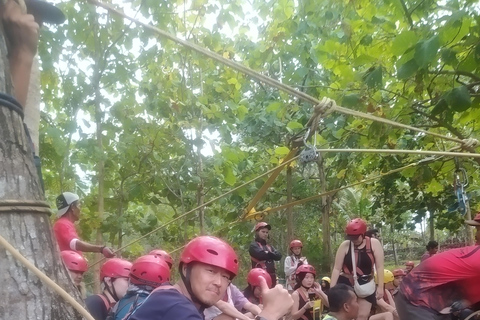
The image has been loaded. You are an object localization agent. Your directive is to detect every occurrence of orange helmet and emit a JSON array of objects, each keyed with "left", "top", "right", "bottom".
[
  {"left": 393, "top": 269, "right": 406, "bottom": 277},
  {"left": 289, "top": 240, "right": 303, "bottom": 249}
]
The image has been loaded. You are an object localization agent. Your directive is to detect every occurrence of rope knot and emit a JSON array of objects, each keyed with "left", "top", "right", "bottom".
[
  {"left": 314, "top": 97, "right": 336, "bottom": 117},
  {"left": 461, "top": 138, "right": 479, "bottom": 149}
]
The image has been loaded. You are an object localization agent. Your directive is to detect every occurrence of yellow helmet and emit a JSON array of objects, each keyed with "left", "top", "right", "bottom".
[
  {"left": 321, "top": 276, "right": 331, "bottom": 283},
  {"left": 374, "top": 270, "right": 394, "bottom": 284}
]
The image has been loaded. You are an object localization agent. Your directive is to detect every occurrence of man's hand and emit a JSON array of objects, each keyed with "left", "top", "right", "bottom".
[
  {"left": 1, "top": 0, "right": 39, "bottom": 57},
  {"left": 376, "top": 286, "right": 384, "bottom": 300},
  {"left": 257, "top": 276, "right": 293, "bottom": 320},
  {"left": 101, "top": 246, "right": 115, "bottom": 258}
]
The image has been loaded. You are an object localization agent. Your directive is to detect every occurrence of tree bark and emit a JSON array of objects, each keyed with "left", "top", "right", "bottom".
[
  {"left": 317, "top": 158, "right": 332, "bottom": 271},
  {"left": 286, "top": 166, "right": 293, "bottom": 242},
  {"left": 0, "top": 25, "right": 84, "bottom": 320}
]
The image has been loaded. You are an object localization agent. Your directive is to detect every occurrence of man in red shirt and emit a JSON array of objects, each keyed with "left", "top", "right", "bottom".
[
  {"left": 395, "top": 245, "right": 480, "bottom": 320},
  {"left": 53, "top": 192, "right": 114, "bottom": 257}
]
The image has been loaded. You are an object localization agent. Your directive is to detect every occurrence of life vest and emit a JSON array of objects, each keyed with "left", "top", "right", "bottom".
[
  {"left": 251, "top": 241, "right": 273, "bottom": 269},
  {"left": 343, "top": 237, "right": 375, "bottom": 276}
]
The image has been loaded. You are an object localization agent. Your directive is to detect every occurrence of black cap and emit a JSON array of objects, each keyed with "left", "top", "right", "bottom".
[{"left": 25, "top": 0, "right": 66, "bottom": 25}]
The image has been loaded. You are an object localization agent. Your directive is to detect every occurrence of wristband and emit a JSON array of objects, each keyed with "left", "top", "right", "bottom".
[{"left": 100, "top": 246, "right": 106, "bottom": 253}]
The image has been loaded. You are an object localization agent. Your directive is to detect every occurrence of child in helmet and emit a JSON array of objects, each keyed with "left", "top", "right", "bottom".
[
  {"left": 284, "top": 239, "right": 308, "bottom": 292},
  {"left": 321, "top": 277, "right": 331, "bottom": 295},
  {"left": 107, "top": 255, "right": 171, "bottom": 320},
  {"left": 61, "top": 250, "right": 88, "bottom": 298},
  {"left": 243, "top": 268, "right": 273, "bottom": 306},
  {"left": 404, "top": 261, "right": 415, "bottom": 274},
  {"left": 290, "top": 265, "right": 329, "bottom": 320},
  {"left": 371, "top": 270, "right": 397, "bottom": 320},
  {"left": 85, "top": 258, "right": 132, "bottom": 320},
  {"left": 149, "top": 249, "right": 174, "bottom": 269},
  {"left": 391, "top": 269, "right": 405, "bottom": 296}
]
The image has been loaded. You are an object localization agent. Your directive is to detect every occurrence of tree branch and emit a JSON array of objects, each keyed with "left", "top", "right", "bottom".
[
  {"left": 399, "top": 0, "right": 414, "bottom": 28},
  {"left": 429, "top": 70, "right": 480, "bottom": 82}
]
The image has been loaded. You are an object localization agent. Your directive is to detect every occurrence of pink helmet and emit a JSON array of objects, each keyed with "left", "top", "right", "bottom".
[
  {"left": 61, "top": 250, "right": 88, "bottom": 272},
  {"left": 289, "top": 240, "right": 303, "bottom": 249},
  {"left": 180, "top": 236, "right": 239, "bottom": 278},
  {"left": 247, "top": 268, "right": 272, "bottom": 288},
  {"left": 345, "top": 218, "right": 367, "bottom": 236},
  {"left": 130, "top": 255, "right": 170, "bottom": 287},
  {"left": 149, "top": 249, "right": 174, "bottom": 268},
  {"left": 295, "top": 264, "right": 316, "bottom": 276},
  {"left": 393, "top": 269, "right": 406, "bottom": 277},
  {"left": 254, "top": 222, "right": 271, "bottom": 232},
  {"left": 100, "top": 258, "right": 132, "bottom": 281}
]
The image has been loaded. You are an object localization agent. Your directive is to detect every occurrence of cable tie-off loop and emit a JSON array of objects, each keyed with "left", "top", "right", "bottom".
[
  {"left": 314, "top": 97, "right": 336, "bottom": 118},
  {"left": 461, "top": 138, "right": 479, "bottom": 149}
]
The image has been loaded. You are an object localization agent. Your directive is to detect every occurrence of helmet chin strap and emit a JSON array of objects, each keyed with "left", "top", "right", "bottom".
[
  {"left": 104, "top": 279, "right": 120, "bottom": 302},
  {"left": 179, "top": 263, "right": 209, "bottom": 312}
]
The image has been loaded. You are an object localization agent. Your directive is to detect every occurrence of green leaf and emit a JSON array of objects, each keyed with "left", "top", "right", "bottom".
[
  {"left": 446, "top": 86, "right": 472, "bottom": 112},
  {"left": 223, "top": 166, "right": 236, "bottom": 186},
  {"left": 431, "top": 98, "right": 448, "bottom": 117},
  {"left": 396, "top": 59, "right": 418, "bottom": 80},
  {"left": 391, "top": 31, "right": 417, "bottom": 56},
  {"left": 266, "top": 101, "right": 282, "bottom": 113},
  {"left": 414, "top": 35, "right": 440, "bottom": 68},
  {"left": 274, "top": 146, "right": 290, "bottom": 156},
  {"left": 441, "top": 48, "right": 457, "bottom": 65},
  {"left": 425, "top": 178, "right": 444, "bottom": 196},
  {"left": 237, "top": 105, "right": 248, "bottom": 121},
  {"left": 287, "top": 121, "right": 304, "bottom": 130},
  {"left": 342, "top": 94, "right": 361, "bottom": 107},
  {"left": 363, "top": 66, "right": 383, "bottom": 88}
]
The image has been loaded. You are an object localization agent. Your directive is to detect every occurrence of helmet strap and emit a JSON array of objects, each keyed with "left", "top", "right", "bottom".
[
  {"left": 103, "top": 279, "right": 120, "bottom": 302},
  {"left": 179, "top": 263, "right": 208, "bottom": 312}
]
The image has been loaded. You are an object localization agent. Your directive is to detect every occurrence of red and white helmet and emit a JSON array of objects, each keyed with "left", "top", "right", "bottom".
[
  {"left": 100, "top": 258, "right": 132, "bottom": 281},
  {"left": 61, "top": 250, "right": 88, "bottom": 272},
  {"left": 295, "top": 264, "right": 316, "bottom": 276},
  {"left": 393, "top": 269, "right": 406, "bottom": 277},
  {"left": 345, "top": 218, "right": 367, "bottom": 236},
  {"left": 149, "top": 249, "right": 174, "bottom": 269},
  {"left": 247, "top": 268, "right": 272, "bottom": 288},
  {"left": 180, "top": 236, "right": 239, "bottom": 278},
  {"left": 289, "top": 240, "right": 303, "bottom": 249},
  {"left": 130, "top": 255, "right": 170, "bottom": 288},
  {"left": 253, "top": 222, "right": 271, "bottom": 232}
]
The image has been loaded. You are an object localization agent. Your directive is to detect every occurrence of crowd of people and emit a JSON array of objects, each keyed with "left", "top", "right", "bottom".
[{"left": 3, "top": 1, "right": 480, "bottom": 319}]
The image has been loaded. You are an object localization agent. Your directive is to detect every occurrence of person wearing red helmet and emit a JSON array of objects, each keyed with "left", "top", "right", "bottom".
[
  {"left": 330, "top": 218, "right": 385, "bottom": 320},
  {"left": 149, "top": 249, "right": 174, "bottom": 269},
  {"left": 61, "top": 250, "right": 88, "bottom": 297},
  {"left": 285, "top": 239, "right": 309, "bottom": 292},
  {"left": 391, "top": 269, "right": 405, "bottom": 296},
  {"left": 130, "top": 236, "right": 293, "bottom": 320},
  {"left": 243, "top": 268, "right": 274, "bottom": 306},
  {"left": 249, "top": 222, "right": 282, "bottom": 287},
  {"left": 85, "top": 258, "right": 132, "bottom": 320},
  {"left": 290, "top": 265, "right": 328, "bottom": 320},
  {"left": 106, "top": 255, "right": 171, "bottom": 320},
  {"left": 404, "top": 261, "right": 415, "bottom": 274}
]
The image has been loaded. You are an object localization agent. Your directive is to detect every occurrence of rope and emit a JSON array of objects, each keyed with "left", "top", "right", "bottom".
[
  {"left": 0, "top": 200, "right": 52, "bottom": 214},
  {"left": 313, "top": 148, "right": 480, "bottom": 158},
  {"left": 88, "top": 155, "right": 299, "bottom": 267},
  {"left": 87, "top": 0, "right": 475, "bottom": 148},
  {"left": 0, "top": 93, "right": 25, "bottom": 119},
  {"left": 0, "top": 234, "right": 95, "bottom": 320}
]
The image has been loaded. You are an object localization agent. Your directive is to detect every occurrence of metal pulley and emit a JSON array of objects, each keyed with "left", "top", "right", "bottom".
[{"left": 298, "top": 128, "right": 319, "bottom": 165}]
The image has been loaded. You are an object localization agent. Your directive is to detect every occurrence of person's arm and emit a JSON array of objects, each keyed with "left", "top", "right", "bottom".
[
  {"left": 1, "top": 0, "right": 39, "bottom": 107},
  {"left": 312, "top": 282, "right": 329, "bottom": 308},
  {"left": 372, "top": 238, "right": 384, "bottom": 299},
  {"left": 256, "top": 276, "right": 293, "bottom": 320},
  {"left": 376, "top": 298, "right": 395, "bottom": 313},
  {"left": 75, "top": 240, "right": 115, "bottom": 258},
  {"left": 249, "top": 242, "right": 270, "bottom": 261},
  {"left": 268, "top": 246, "right": 282, "bottom": 261},
  {"left": 330, "top": 241, "right": 348, "bottom": 287},
  {"left": 243, "top": 301, "right": 261, "bottom": 316},
  {"left": 215, "top": 300, "right": 252, "bottom": 320}
]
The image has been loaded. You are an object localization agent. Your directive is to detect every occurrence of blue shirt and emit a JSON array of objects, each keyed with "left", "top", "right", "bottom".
[
  {"left": 129, "top": 288, "right": 203, "bottom": 320},
  {"left": 112, "top": 286, "right": 151, "bottom": 320}
]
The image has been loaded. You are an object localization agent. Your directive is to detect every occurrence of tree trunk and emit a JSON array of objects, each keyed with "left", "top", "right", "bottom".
[
  {"left": 0, "top": 25, "right": 84, "bottom": 320},
  {"left": 196, "top": 129, "right": 205, "bottom": 235},
  {"left": 317, "top": 158, "right": 332, "bottom": 271},
  {"left": 286, "top": 166, "right": 293, "bottom": 242},
  {"left": 391, "top": 225, "right": 398, "bottom": 266},
  {"left": 429, "top": 210, "right": 435, "bottom": 241}
]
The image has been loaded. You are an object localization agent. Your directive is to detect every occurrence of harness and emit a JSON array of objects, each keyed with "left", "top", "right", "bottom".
[
  {"left": 297, "top": 289, "right": 311, "bottom": 320},
  {"left": 98, "top": 293, "right": 114, "bottom": 314},
  {"left": 343, "top": 237, "right": 375, "bottom": 276},
  {"left": 251, "top": 241, "right": 273, "bottom": 269},
  {"left": 106, "top": 288, "right": 151, "bottom": 320}
]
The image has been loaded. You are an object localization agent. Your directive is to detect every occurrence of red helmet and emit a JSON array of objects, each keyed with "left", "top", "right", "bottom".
[
  {"left": 254, "top": 222, "right": 271, "bottom": 232},
  {"left": 130, "top": 255, "right": 170, "bottom": 288},
  {"left": 393, "top": 269, "right": 406, "bottom": 277},
  {"left": 296, "top": 264, "right": 316, "bottom": 276},
  {"left": 345, "top": 218, "right": 367, "bottom": 236},
  {"left": 289, "top": 240, "right": 303, "bottom": 249},
  {"left": 61, "top": 250, "right": 88, "bottom": 272},
  {"left": 247, "top": 268, "right": 272, "bottom": 288},
  {"left": 100, "top": 258, "right": 132, "bottom": 281},
  {"left": 405, "top": 261, "right": 415, "bottom": 267},
  {"left": 180, "top": 236, "right": 239, "bottom": 278},
  {"left": 149, "top": 249, "right": 174, "bottom": 268}
]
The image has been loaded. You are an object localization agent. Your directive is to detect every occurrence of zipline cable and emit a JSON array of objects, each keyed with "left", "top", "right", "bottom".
[
  {"left": 87, "top": 0, "right": 475, "bottom": 148},
  {"left": 0, "top": 235, "right": 95, "bottom": 320},
  {"left": 88, "top": 154, "right": 299, "bottom": 267}
]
